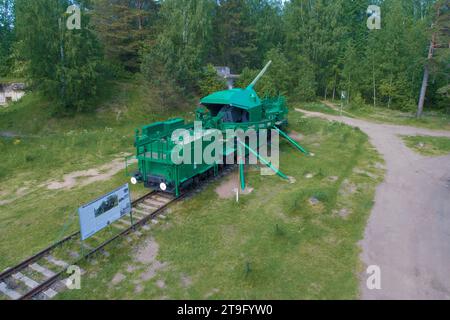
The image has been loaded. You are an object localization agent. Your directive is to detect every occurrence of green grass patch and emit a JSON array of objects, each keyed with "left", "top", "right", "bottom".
[
  {"left": 0, "top": 77, "right": 193, "bottom": 269},
  {"left": 57, "top": 112, "right": 384, "bottom": 300},
  {"left": 347, "top": 105, "right": 450, "bottom": 131},
  {"left": 297, "top": 101, "right": 450, "bottom": 131},
  {"left": 0, "top": 77, "right": 25, "bottom": 83},
  {"left": 402, "top": 135, "right": 450, "bottom": 156},
  {"left": 1, "top": 86, "right": 384, "bottom": 299},
  {"left": 295, "top": 102, "right": 342, "bottom": 116}
]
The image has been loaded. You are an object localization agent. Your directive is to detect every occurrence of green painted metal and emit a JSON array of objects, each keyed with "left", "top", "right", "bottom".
[
  {"left": 200, "top": 88, "right": 261, "bottom": 110},
  {"left": 200, "top": 61, "right": 272, "bottom": 111},
  {"left": 274, "top": 127, "right": 309, "bottom": 155},
  {"left": 237, "top": 139, "right": 289, "bottom": 180},
  {"left": 238, "top": 142, "right": 246, "bottom": 190},
  {"left": 133, "top": 119, "right": 220, "bottom": 194},
  {"left": 130, "top": 61, "right": 303, "bottom": 194},
  {"left": 247, "top": 61, "right": 272, "bottom": 90}
]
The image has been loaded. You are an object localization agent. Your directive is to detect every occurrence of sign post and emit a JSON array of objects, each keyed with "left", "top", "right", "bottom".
[
  {"left": 340, "top": 91, "right": 347, "bottom": 120},
  {"left": 78, "top": 184, "right": 132, "bottom": 242}
]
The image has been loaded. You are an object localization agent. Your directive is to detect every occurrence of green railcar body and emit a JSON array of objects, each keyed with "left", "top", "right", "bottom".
[{"left": 129, "top": 61, "right": 295, "bottom": 196}]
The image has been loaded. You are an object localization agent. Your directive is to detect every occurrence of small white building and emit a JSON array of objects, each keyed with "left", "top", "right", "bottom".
[
  {"left": 0, "top": 83, "right": 26, "bottom": 106},
  {"left": 214, "top": 67, "right": 240, "bottom": 89}
]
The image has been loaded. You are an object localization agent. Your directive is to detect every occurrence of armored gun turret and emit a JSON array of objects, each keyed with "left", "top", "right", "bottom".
[
  {"left": 128, "top": 61, "right": 309, "bottom": 196},
  {"left": 197, "top": 61, "right": 288, "bottom": 130}
]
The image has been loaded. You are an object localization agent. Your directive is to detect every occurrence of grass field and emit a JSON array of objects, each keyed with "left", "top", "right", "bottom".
[
  {"left": 1, "top": 85, "right": 384, "bottom": 299},
  {"left": 0, "top": 77, "right": 25, "bottom": 83},
  {"left": 293, "top": 102, "right": 343, "bottom": 116},
  {"left": 0, "top": 77, "right": 191, "bottom": 269},
  {"left": 402, "top": 136, "right": 450, "bottom": 157},
  {"left": 56, "top": 111, "right": 384, "bottom": 300},
  {"left": 297, "top": 101, "right": 450, "bottom": 131}
]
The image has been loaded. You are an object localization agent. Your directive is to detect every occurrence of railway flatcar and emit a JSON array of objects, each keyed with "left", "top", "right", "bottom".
[{"left": 128, "top": 61, "right": 307, "bottom": 196}]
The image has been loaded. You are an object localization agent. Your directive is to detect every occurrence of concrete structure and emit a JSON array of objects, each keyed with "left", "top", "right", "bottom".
[
  {"left": 214, "top": 66, "right": 240, "bottom": 89},
  {"left": 0, "top": 83, "right": 26, "bottom": 106}
]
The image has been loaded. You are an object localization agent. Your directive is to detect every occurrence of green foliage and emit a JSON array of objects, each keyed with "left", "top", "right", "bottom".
[
  {"left": 235, "top": 48, "right": 316, "bottom": 101},
  {"left": 15, "top": 0, "right": 103, "bottom": 113},
  {"left": 246, "top": 0, "right": 284, "bottom": 67},
  {"left": 198, "top": 64, "right": 227, "bottom": 97},
  {"left": 235, "top": 67, "right": 257, "bottom": 89},
  {"left": 3, "top": 0, "right": 449, "bottom": 114},
  {"left": 257, "top": 48, "right": 293, "bottom": 97},
  {"left": 213, "top": 0, "right": 257, "bottom": 71},
  {"left": 91, "top": 0, "right": 159, "bottom": 73},
  {"left": 0, "top": 0, "right": 15, "bottom": 76},
  {"left": 403, "top": 135, "right": 450, "bottom": 156},
  {"left": 349, "top": 92, "right": 368, "bottom": 111},
  {"left": 436, "top": 85, "right": 450, "bottom": 112},
  {"left": 292, "top": 55, "right": 317, "bottom": 101},
  {"left": 141, "top": 0, "right": 215, "bottom": 91}
]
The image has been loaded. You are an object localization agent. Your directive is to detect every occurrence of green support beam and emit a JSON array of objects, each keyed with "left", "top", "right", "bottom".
[
  {"left": 237, "top": 140, "right": 289, "bottom": 180},
  {"left": 238, "top": 142, "right": 246, "bottom": 190},
  {"left": 274, "top": 127, "right": 309, "bottom": 155}
]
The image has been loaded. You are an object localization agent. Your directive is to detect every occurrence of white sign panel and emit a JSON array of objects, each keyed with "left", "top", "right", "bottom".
[{"left": 78, "top": 184, "right": 132, "bottom": 240}]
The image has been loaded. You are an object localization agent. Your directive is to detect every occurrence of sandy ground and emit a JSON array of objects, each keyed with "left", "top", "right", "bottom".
[
  {"left": 0, "top": 154, "right": 136, "bottom": 206},
  {"left": 46, "top": 156, "right": 134, "bottom": 191},
  {"left": 215, "top": 170, "right": 254, "bottom": 199},
  {"left": 296, "top": 108, "right": 450, "bottom": 300},
  {"left": 125, "top": 238, "right": 169, "bottom": 293}
]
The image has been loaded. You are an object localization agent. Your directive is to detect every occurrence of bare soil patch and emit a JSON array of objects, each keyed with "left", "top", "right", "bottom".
[
  {"left": 111, "top": 273, "right": 126, "bottom": 286},
  {"left": 215, "top": 171, "right": 254, "bottom": 199},
  {"left": 296, "top": 107, "right": 450, "bottom": 299},
  {"left": 288, "top": 130, "right": 305, "bottom": 142},
  {"left": 133, "top": 238, "right": 168, "bottom": 283},
  {"left": 47, "top": 155, "right": 135, "bottom": 190}
]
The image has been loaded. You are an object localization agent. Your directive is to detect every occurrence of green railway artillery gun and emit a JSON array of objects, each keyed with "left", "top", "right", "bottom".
[{"left": 127, "top": 61, "right": 310, "bottom": 197}]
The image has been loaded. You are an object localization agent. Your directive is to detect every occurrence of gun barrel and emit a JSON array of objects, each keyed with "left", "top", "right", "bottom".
[{"left": 246, "top": 60, "right": 272, "bottom": 90}]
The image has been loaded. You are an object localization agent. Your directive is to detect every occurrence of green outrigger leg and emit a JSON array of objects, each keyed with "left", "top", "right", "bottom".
[
  {"left": 238, "top": 142, "right": 246, "bottom": 190},
  {"left": 274, "top": 127, "right": 309, "bottom": 155},
  {"left": 237, "top": 140, "right": 289, "bottom": 180}
]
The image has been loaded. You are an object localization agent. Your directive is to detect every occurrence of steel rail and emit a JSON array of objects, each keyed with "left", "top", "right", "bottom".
[
  {"left": 0, "top": 191, "right": 156, "bottom": 283},
  {"left": 3, "top": 165, "right": 234, "bottom": 300},
  {"left": 20, "top": 191, "right": 181, "bottom": 300}
]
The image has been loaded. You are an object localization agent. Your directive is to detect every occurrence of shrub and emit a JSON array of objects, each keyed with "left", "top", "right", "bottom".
[{"left": 198, "top": 64, "right": 227, "bottom": 97}]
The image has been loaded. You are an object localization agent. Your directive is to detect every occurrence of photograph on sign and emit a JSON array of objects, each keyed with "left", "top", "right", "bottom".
[{"left": 78, "top": 184, "right": 132, "bottom": 241}]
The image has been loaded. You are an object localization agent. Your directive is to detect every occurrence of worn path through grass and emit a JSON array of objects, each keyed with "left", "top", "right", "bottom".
[
  {"left": 57, "top": 111, "right": 384, "bottom": 300},
  {"left": 296, "top": 107, "right": 450, "bottom": 300}
]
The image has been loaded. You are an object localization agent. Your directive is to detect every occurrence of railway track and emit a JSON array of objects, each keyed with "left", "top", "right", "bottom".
[
  {"left": 0, "top": 191, "right": 178, "bottom": 300},
  {"left": 0, "top": 165, "right": 236, "bottom": 300}
]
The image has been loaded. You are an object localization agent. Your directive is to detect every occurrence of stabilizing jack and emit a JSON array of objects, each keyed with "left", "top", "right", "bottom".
[
  {"left": 237, "top": 139, "right": 289, "bottom": 188},
  {"left": 274, "top": 127, "right": 309, "bottom": 155},
  {"left": 237, "top": 141, "right": 246, "bottom": 191}
]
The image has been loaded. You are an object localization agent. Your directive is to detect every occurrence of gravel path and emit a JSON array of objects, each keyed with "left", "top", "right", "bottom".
[{"left": 296, "top": 108, "right": 450, "bottom": 300}]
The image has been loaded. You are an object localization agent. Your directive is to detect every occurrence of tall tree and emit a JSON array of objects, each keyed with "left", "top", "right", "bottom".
[
  {"left": 0, "top": 0, "right": 15, "bottom": 76},
  {"left": 91, "top": 0, "right": 159, "bottom": 73},
  {"left": 15, "top": 0, "right": 103, "bottom": 112},
  {"left": 245, "top": 0, "right": 284, "bottom": 67},
  {"left": 417, "top": 0, "right": 450, "bottom": 116},
  {"left": 284, "top": 0, "right": 351, "bottom": 99},
  {"left": 214, "top": 0, "right": 258, "bottom": 72},
  {"left": 141, "top": 0, "right": 215, "bottom": 90}
]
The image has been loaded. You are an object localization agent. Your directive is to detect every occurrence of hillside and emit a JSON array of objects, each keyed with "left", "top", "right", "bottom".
[{"left": 0, "top": 78, "right": 193, "bottom": 268}]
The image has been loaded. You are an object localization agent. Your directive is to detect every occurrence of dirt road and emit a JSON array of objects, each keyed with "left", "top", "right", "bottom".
[{"left": 296, "top": 108, "right": 450, "bottom": 300}]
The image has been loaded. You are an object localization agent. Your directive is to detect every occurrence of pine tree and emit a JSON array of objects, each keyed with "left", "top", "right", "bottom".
[
  {"left": 214, "top": 0, "right": 258, "bottom": 72},
  {"left": 15, "top": 0, "right": 102, "bottom": 112},
  {"left": 91, "top": 0, "right": 159, "bottom": 73},
  {"left": 246, "top": 0, "right": 284, "bottom": 67},
  {"left": 198, "top": 64, "right": 227, "bottom": 96},
  {"left": 418, "top": 0, "right": 450, "bottom": 114},
  {"left": 141, "top": 0, "right": 216, "bottom": 91},
  {"left": 0, "top": 0, "right": 14, "bottom": 76}
]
